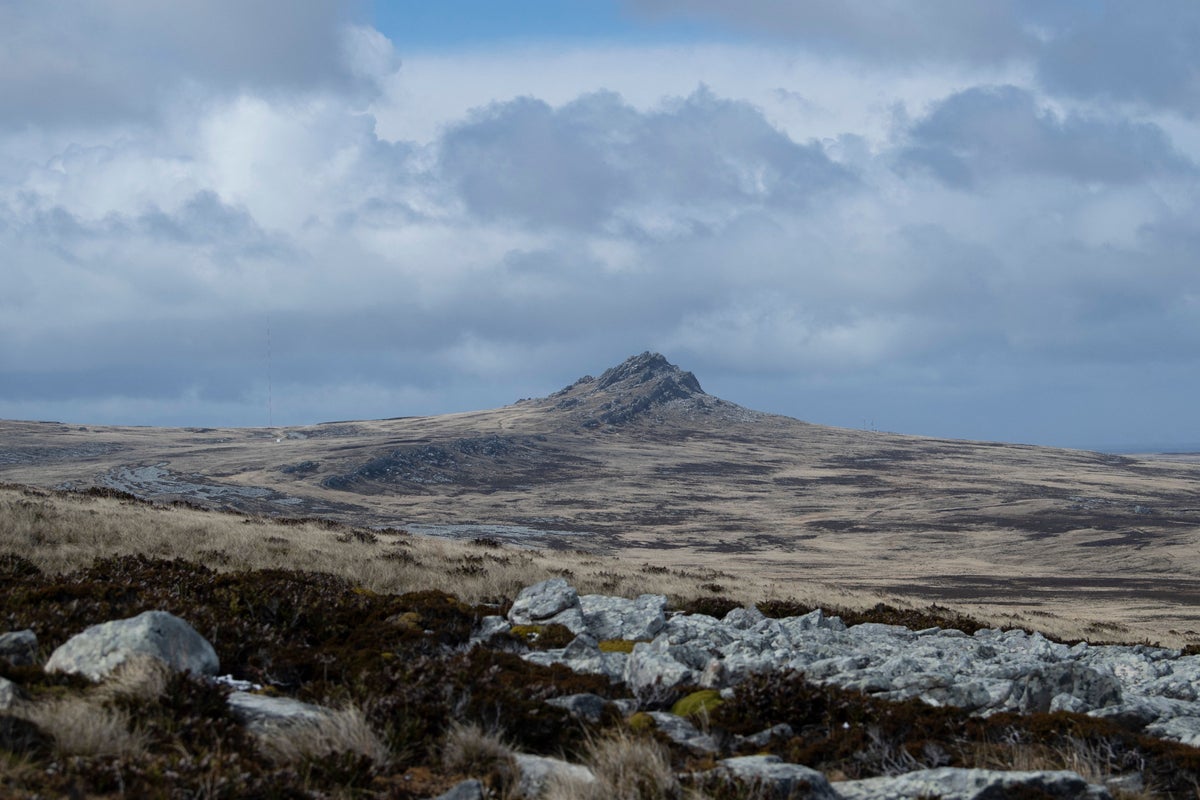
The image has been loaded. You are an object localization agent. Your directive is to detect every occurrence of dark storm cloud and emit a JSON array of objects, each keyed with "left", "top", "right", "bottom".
[
  {"left": 899, "top": 86, "right": 1196, "bottom": 187},
  {"left": 0, "top": 0, "right": 372, "bottom": 127},
  {"left": 439, "top": 87, "right": 851, "bottom": 231},
  {"left": 1036, "top": 1, "right": 1200, "bottom": 116}
]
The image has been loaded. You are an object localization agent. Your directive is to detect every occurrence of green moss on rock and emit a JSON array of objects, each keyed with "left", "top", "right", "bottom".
[{"left": 671, "top": 689, "right": 724, "bottom": 719}]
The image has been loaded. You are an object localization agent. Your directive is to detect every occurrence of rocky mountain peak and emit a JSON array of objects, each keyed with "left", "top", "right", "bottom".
[
  {"left": 593, "top": 352, "right": 704, "bottom": 395},
  {"left": 545, "top": 352, "right": 710, "bottom": 427}
]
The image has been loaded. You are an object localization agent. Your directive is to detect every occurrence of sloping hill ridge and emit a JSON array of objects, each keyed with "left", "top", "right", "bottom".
[{"left": 3, "top": 352, "right": 1200, "bottom": 641}]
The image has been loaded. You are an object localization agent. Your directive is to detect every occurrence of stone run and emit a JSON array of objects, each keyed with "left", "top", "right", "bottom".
[{"left": 495, "top": 579, "right": 1200, "bottom": 751}]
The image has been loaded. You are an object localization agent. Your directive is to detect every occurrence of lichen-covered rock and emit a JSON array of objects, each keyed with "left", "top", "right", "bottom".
[
  {"left": 1009, "top": 663, "right": 1122, "bottom": 713},
  {"left": 471, "top": 615, "right": 511, "bottom": 644},
  {"left": 45, "top": 611, "right": 218, "bottom": 681},
  {"left": 508, "top": 578, "right": 580, "bottom": 625},
  {"left": 835, "top": 767, "right": 1111, "bottom": 800},
  {"left": 503, "top": 580, "right": 1200, "bottom": 751},
  {"left": 645, "top": 711, "right": 718, "bottom": 753},
  {"left": 625, "top": 636, "right": 694, "bottom": 702},
  {"left": 723, "top": 605, "right": 766, "bottom": 630},
  {"left": 1146, "top": 715, "right": 1200, "bottom": 747},
  {"left": 0, "top": 630, "right": 37, "bottom": 667},
  {"left": 580, "top": 593, "right": 666, "bottom": 640},
  {"left": 705, "top": 755, "right": 839, "bottom": 800},
  {"left": 525, "top": 633, "right": 628, "bottom": 681}
]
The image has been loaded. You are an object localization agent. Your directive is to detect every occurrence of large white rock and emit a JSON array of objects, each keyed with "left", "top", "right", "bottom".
[{"left": 45, "top": 610, "right": 218, "bottom": 681}]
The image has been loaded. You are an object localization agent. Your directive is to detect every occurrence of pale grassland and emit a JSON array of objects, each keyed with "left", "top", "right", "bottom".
[
  {"left": 0, "top": 484, "right": 1177, "bottom": 646},
  {"left": 0, "top": 484, "right": 870, "bottom": 610}
]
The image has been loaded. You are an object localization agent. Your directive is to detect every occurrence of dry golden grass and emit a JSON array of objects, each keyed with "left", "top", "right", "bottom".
[
  {"left": 92, "top": 652, "right": 173, "bottom": 704},
  {"left": 441, "top": 723, "right": 518, "bottom": 794},
  {"left": 16, "top": 696, "right": 147, "bottom": 758},
  {"left": 545, "top": 730, "right": 679, "bottom": 800},
  {"left": 0, "top": 484, "right": 792, "bottom": 607},
  {"left": 966, "top": 733, "right": 1154, "bottom": 799},
  {"left": 252, "top": 704, "right": 389, "bottom": 767},
  {"left": 0, "top": 483, "right": 1191, "bottom": 646}
]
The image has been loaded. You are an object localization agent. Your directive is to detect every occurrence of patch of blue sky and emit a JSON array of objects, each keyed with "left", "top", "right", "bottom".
[{"left": 371, "top": 0, "right": 726, "bottom": 50}]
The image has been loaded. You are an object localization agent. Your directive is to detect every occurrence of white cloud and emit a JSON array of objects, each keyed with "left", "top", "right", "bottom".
[{"left": 3, "top": 2, "right": 1200, "bottom": 446}]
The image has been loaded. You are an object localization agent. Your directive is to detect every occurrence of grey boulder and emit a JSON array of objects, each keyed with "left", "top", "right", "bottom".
[
  {"left": 429, "top": 779, "right": 483, "bottom": 800},
  {"left": 705, "top": 755, "right": 839, "bottom": 800},
  {"left": 644, "top": 711, "right": 718, "bottom": 753},
  {"left": 580, "top": 593, "right": 666, "bottom": 640},
  {"left": 835, "top": 767, "right": 1111, "bottom": 800},
  {"left": 45, "top": 610, "right": 218, "bottom": 681},
  {"left": 227, "top": 692, "right": 331, "bottom": 732},
  {"left": 0, "top": 630, "right": 37, "bottom": 667},
  {"left": 0, "top": 675, "right": 26, "bottom": 710},
  {"left": 513, "top": 753, "right": 595, "bottom": 798},
  {"left": 625, "top": 636, "right": 695, "bottom": 702},
  {"left": 546, "top": 692, "right": 609, "bottom": 724},
  {"left": 508, "top": 578, "right": 580, "bottom": 625}
]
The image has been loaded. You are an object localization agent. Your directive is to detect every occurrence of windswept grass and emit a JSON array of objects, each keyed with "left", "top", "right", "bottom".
[
  {"left": 0, "top": 483, "right": 912, "bottom": 619},
  {"left": 0, "top": 483, "right": 1127, "bottom": 645},
  {"left": 16, "top": 696, "right": 147, "bottom": 758}
]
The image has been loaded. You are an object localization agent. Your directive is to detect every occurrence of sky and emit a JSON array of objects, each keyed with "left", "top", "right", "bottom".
[{"left": 2, "top": 1, "right": 1199, "bottom": 451}]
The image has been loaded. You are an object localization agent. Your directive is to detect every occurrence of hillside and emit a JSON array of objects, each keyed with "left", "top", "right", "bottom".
[{"left": 3, "top": 352, "right": 1200, "bottom": 645}]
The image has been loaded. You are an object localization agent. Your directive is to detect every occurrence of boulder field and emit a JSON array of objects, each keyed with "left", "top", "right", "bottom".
[
  {"left": 496, "top": 578, "right": 1200, "bottom": 748},
  {"left": 13, "top": 576, "right": 1200, "bottom": 798}
]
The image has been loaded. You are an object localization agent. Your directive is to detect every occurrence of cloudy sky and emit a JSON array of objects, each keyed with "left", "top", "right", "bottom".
[{"left": 3, "top": 1, "right": 1199, "bottom": 450}]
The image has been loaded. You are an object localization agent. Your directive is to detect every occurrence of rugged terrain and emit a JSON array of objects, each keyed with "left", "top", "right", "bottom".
[{"left": 2, "top": 352, "right": 1200, "bottom": 645}]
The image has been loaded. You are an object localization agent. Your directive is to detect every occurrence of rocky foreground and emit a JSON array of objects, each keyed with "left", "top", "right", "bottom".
[
  {"left": 503, "top": 578, "right": 1200, "bottom": 744},
  {"left": 7, "top": 558, "right": 1200, "bottom": 798}
]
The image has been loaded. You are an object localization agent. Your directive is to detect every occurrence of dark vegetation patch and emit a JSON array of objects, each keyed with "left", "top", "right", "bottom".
[
  {"left": 888, "top": 575, "right": 1200, "bottom": 611},
  {"left": 655, "top": 462, "right": 776, "bottom": 477},
  {"left": 321, "top": 436, "right": 599, "bottom": 493},
  {"left": 0, "top": 553, "right": 627, "bottom": 798},
  {"left": 674, "top": 596, "right": 993, "bottom": 636},
  {"left": 279, "top": 460, "right": 320, "bottom": 475}
]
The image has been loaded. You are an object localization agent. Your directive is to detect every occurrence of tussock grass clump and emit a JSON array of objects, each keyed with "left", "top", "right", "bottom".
[
  {"left": 93, "top": 652, "right": 173, "bottom": 703},
  {"left": 253, "top": 704, "right": 389, "bottom": 767},
  {"left": 18, "top": 696, "right": 147, "bottom": 758},
  {"left": 546, "top": 729, "right": 679, "bottom": 800},
  {"left": 441, "top": 722, "right": 518, "bottom": 791}
]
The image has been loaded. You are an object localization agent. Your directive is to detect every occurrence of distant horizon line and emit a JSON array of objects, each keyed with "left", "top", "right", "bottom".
[{"left": 5, "top": 414, "right": 1198, "bottom": 458}]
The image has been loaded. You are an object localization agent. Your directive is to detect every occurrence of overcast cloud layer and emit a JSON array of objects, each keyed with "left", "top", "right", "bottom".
[{"left": 2, "top": 0, "right": 1199, "bottom": 450}]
